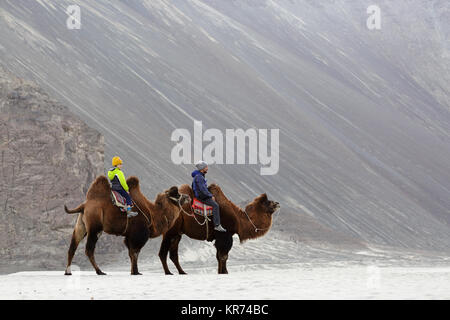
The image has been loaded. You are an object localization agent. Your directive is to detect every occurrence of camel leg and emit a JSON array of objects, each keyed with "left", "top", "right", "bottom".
[
  {"left": 124, "top": 229, "right": 149, "bottom": 275},
  {"left": 85, "top": 231, "right": 106, "bottom": 275},
  {"left": 214, "top": 231, "right": 233, "bottom": 274},
  {"left": 221, "top": 252, "right": 229, "bottom": 274},
  {"left": 216, "top": 250, "right": 222, "bottom": 274},
  {"left": 65, "top": 214, "right": 87, "bottom": 275},
  {"left": 128, "top": 248, "right": 142, "bottom": 275},
  {"left": 158, "top": 234, "right": 174, "bottom": 275},
  {"left": 169, "top": 234, "right": 187, "bottom": 275},
  {"left": 216, "top": 250, "right": 229, "bottom": 274}
]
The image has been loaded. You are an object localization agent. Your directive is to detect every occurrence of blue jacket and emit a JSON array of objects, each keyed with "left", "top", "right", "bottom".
[{"left": 192, "top": 170, "right": 213, "bottom": 200}]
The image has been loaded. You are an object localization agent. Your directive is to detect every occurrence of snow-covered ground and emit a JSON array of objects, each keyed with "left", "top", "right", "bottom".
[
  {"left": 2, "top": 264, "right": 450, "bottom": 300},
  {"left": 2, "top": 236, "right": 450, "bottom": 300}
]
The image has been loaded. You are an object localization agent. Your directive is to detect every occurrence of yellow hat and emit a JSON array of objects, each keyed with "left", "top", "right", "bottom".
[{"left": 112, "top": 156, "right": 123, "bottom": 167}]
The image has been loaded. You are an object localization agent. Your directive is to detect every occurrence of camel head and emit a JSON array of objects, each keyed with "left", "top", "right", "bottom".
[
  {"left": 154, "top": 186, "right": 191, "bottom": 213},
  {"left": 150, "top": 186, "right": 190, "bottom": 237},
  {"left": 165, "top": 186, "right": 191, "bottom": 206},
  {"left": 245, "top": 193, "right": 280, "bottom": 218},
  {"left": 237, "top": 193, "right": 279, "bottom": 242}
]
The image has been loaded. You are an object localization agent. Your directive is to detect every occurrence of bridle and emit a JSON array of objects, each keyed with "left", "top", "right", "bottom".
[{"left": 241, "top": 205, "right": 281, "bottom": 233}]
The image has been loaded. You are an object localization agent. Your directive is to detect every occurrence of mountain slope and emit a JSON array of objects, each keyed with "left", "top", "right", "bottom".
[{"left": 0, "top": 0, "right": 449, "bottom": 252}]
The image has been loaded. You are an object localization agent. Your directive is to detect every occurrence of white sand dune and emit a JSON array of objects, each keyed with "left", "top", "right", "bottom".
[{"left": 2, "top": 264, "right": 450, "bottom": 300}]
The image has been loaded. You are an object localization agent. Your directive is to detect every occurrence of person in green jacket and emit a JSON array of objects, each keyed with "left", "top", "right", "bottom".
[{"left": 108, "top": 156, "right": 137, "bottom": 217}]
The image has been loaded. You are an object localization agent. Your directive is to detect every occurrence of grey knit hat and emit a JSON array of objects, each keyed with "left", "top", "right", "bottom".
[{"left": 195, "top": 160, "right": 208, "bottom": 170}]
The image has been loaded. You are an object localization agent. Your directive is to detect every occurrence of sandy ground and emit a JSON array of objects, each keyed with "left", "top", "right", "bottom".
[{"left": 1, "top": 264, "right": 449, "bottom": 300}]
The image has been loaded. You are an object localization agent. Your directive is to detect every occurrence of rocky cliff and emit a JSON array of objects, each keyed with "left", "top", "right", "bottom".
[{"left": 0, "top": 65, "right": 107, "bottom": 272}]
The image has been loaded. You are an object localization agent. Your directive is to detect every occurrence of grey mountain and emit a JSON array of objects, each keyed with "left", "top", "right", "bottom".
[
  {"left": 0, "top": 65, "right": 107, "bottom": 272},
  {"left": 0, "top": 0, "right": 449, "bottom": 257}
]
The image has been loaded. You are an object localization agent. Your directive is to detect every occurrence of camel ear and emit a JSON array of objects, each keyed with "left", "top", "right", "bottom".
[{"left": 258, "top": 193, "right": 268, "bottom": 203}]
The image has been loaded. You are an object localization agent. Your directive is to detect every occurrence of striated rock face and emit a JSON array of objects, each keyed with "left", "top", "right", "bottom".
[{"left": 0, "top": 66, "right": 107, "bottom": 272}]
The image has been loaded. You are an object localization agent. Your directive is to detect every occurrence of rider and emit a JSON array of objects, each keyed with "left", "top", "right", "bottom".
[
  {"left": 192, "top": 161, "right": 226, "bottom": 232},
  {"left": 108, "top": 156, "right": 137, "bottom": 218}
]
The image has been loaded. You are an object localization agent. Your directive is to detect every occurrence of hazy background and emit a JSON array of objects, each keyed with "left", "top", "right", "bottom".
[{"left": 0, "top": 0, "right": 449, "bottom": 272}]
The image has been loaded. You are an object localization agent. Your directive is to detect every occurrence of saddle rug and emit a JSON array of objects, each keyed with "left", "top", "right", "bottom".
[
  {"left": 111, "top": 190, "right": 127, "bottom": 212},
  {"left": 192, "top": 198, "right": 213, "bottom": 217}
]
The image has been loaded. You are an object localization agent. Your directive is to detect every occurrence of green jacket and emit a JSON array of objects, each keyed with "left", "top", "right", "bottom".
[{"left": 108, "top": 167, "right": 129, "bottom": 192}]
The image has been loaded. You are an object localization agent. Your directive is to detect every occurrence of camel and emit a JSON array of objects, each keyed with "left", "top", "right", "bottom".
[
  {"left": 158, "top": 184, "right": 280, "bottom": 274},
  {"left": 63, "top": 175, "right": 190, "bottom": 275}
]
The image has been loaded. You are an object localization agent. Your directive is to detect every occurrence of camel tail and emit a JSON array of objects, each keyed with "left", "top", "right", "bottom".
[{"left": 64, "top": 203, "right": 85, "bottom": 214}]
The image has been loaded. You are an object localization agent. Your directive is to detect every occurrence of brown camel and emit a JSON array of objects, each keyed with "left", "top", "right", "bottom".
[
  {"left": 158, "top": 184, "right": 280, "bottom": 274},
  {"left": 63, "top": 175, "right": 190, "bottom": 275}
]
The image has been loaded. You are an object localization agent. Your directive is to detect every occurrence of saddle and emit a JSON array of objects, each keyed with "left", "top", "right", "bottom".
[
  {"left": 111, "top": 190, "right": 127, "bottom": 212},
  {"left": 192, "top": 198, "right": 213, "bottom": 217}
]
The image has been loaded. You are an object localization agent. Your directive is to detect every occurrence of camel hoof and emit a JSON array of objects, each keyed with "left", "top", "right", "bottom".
[
  {"left": 179, "top": 271, "right": 188, "bottom": 275},
  {"left": 64, "top": 272, "right": 72, "bottom": 276},
  {"left": 131, "top": 272, "right": 142, "bottom": 275},
  {"left": 165, "top": 272, "right": 174, "bottom": 275},
  {"left": 96, "top": 271, "right": 107, "bottom": 275}
]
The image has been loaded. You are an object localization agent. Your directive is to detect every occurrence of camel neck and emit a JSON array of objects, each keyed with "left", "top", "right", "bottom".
[{"left": 236, "top": 207, "right": 259, "bottom": 241}]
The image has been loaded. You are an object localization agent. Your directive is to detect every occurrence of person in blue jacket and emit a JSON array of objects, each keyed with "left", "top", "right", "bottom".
[{"left": 192, "top": 161, "right": 226, "bottom": 232}]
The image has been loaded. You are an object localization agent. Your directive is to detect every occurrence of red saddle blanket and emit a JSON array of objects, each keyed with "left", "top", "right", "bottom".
[
  {"left": 111, "top": 190, "right": 127, "bottom": 212},
  {"left": 192, "top": 198, "right": 213, "bottom": 217}
]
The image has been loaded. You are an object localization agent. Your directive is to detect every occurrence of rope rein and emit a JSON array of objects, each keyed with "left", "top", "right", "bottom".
[
  {"left": 177, "top": 197, "right": 210, "bottom": 226},
  {"left": 177, "top": 196, "right": 210, "bottom": 239},
  {"left": 122, "top": 216, "right": 129, "bottom": 236},
  {"left": 133, "top": 200, "right": 152, "bottom": 227},
  {"left": 122, "top": 200, "right": 153, "bottom": 235},
  {"left": 241, "top": 206, "right": 281, "bottom": 233}
]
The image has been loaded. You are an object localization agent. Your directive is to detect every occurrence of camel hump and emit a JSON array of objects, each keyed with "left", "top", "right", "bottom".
[
  {"left": 179, "top": 184, "right": 193, "bottom": 199},
  {"left": 126, "top": 176, "right": 140, "bottom": 190},
  {"left": 92, "top": 175, "right": 109, "bottom": 186},
  {"left": 86, "top": 175, "right": 111, "bottom": 200},
  {"left": 179, "top": 183, "right": 221, "bottom": 200},
  {"left": 208, "top": 183, "right": 222, "bottom": 195}
]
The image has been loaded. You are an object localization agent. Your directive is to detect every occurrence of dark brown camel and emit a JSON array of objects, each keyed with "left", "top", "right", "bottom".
[
  {"left": 63, "top": 176, "right": 190, "bottom": 275},
  {"left": 158, "top": 184, "right": 280, "bottom": 274}
]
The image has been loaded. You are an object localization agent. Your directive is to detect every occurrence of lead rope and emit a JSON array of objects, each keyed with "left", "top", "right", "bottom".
[
  {"left": 205, "top": 206, "right": 209, "bottom": 240},
  {"left": 176, "top": 197, "right": 210, "bottom": 239},
  {"left": 134, "top": 200, "right": 152, "bottom": 227},
  {"left": 242, "top": 206, "right": 281, "bottom": 233},
  {"left": 122, "top": 216, "right": 130, "bottom": 236},
  {"left": 177, "top": 197, "right": 209, "bottom": 226},
  {"left": 122, "top": 200, "right": 152, "bottom": 236}
]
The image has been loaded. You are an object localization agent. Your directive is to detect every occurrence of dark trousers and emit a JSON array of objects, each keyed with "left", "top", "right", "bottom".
[
  {"left": 202, "top": 198, "right": 221, "bottom": 226},
  {"left": 114, "top": 188, "right": 132, "bottom": 206}
]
